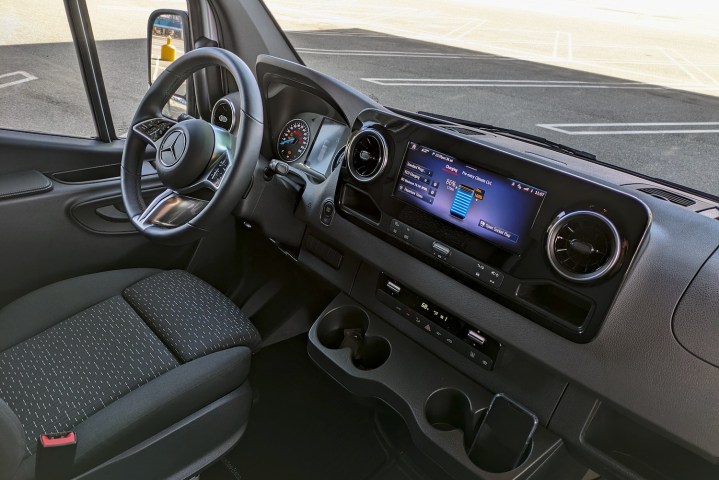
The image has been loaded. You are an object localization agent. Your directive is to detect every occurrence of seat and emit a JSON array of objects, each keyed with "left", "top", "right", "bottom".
[{"left": 0, "top": 269, "right": 260, "bottom": 480}]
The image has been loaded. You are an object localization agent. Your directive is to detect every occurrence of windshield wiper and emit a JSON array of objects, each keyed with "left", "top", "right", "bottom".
[{"left": 397, "top": 109, "right": 597, "bottom": 162}]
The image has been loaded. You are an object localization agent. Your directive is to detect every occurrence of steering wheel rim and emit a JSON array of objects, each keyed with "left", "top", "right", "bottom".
[{"left": 121, "top": 47, "right": 263, "bottom": 245}]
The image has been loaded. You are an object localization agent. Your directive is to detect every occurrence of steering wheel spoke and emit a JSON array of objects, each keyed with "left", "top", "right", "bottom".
[
  {"left": 177, "top": 148, "right": 232, "bottom": 194},
  {"left": 132, "top": 117, "right": 177, "bottom": 148},
  {"left": 136, "top": 188, "right": 208, "bottom": 229}
]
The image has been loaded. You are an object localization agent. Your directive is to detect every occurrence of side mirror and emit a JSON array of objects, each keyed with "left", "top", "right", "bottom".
[{"left": 147, "top": 10, "right": 192, "bottom": 117}]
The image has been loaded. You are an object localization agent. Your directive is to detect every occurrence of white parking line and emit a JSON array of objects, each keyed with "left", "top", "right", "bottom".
[
  {"left": 296, "top": 48, "right": 493, "bottom": 59},
  {"left": 443, "top": 20, "right": 488, "bottom": 39},
  {"left": 660, "top": 48, "right": 700, "bottom": 83},
  {"left": 443, "top": 20, "right": 477, "bottom": 38},
  {"left": 454, "top": 20, "right": 488, "bottom": 39},
  {"left": 537, "top": 122, "right": 719, "bottom": 135},
  {"left": 360, "top": 78, "right": 719, "bottom": 90},
  {"left": 291, "top": 31, "right": 391, "bottom": 38},
  {"left": 669, "top": 48, "right": 719, "bottom": 85},
  {"left": 0, "top": 71, "right": 37, "bottom": 89}
]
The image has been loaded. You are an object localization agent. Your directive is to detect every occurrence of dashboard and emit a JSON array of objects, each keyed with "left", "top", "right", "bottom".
[{"left": 239, "top": 55, "right": 719, "bottom": 480}]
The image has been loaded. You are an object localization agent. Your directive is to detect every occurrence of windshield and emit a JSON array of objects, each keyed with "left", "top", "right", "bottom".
[{"left": 264, "top": 0, "right": 719, "bottom": 197}]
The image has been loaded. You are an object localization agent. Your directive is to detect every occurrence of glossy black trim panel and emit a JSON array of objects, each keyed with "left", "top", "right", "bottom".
[{"left": 336, "top": 108, "right": 651, "bottom": 342}]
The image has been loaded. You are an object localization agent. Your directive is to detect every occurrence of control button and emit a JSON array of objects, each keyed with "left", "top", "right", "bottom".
[
  {"left": 421, "top": 322, "right": 433, "bottom": 334},
  {"left": 484, "top": 269, "right": 505, "bottom": 288},
  {"left": 208, "top": 158, "right": 229, "bottom": 188},
  {"left": 433, "top": 328, "right": 445, "bottom": 340},
  {"left": 400, "top": 225, "right": 413, "bottom": 242},
  {"left": 472, "top": 262, "right": 488, "bottom": 281},
  {"left": 467, "top": 349, "right": 494, "bottom": 369},
  {"left": 389, "top": 219, "right": 402, "bottom": 236},
  {"left": 320, "top": 200, "right": 335, "bottom": 226}
]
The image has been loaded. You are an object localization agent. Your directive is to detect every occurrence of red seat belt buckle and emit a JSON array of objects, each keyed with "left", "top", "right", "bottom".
[
  {"left": 39, "top": 431, "right": 77, "bottom": 448},
  {"left": 37, "top": 431, "right": 77, "bottom": 480}
]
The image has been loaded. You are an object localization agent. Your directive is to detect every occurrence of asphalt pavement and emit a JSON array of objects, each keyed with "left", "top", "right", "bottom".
[{"left": 0, "top": 0, "right": 717, "bottom": 197}]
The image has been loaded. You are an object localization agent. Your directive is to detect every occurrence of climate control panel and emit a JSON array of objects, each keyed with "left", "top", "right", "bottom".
[{"left": 376, "top": 273, "right": 503, "bottom": 370}]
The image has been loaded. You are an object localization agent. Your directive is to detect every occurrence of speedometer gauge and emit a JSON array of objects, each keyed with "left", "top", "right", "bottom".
[{"left": 277, "top": 119, "right": 310, "bottom": 162}]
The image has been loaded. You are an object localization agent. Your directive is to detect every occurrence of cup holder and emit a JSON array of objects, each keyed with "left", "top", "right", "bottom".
[
  {"left": 316, "top": 305, "right": 390, "bottom": 370},
  {"left": 425, "top": 389, "right": 532, "bottom": 473},
  {"left": 425, "top": 389, "right": 483, "bottom": 446}
]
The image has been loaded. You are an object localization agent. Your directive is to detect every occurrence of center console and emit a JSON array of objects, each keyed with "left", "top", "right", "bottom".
[
  {"left": 308, "top": 294, "right": 572, "bottom": 480},
  {"left": 336, "top": 109, "right": 650, "bottom": 343}
]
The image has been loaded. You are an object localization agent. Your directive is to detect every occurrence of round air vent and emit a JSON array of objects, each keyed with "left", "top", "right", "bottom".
[
  {"left": 546, "top": 211, "right": 622, "bottom": 283},
  {"left": 211, "top": 99, "right": 236, "bottom": 131},
  {"left": 346, "top": 129, "right": 388, "bottom": 182}
]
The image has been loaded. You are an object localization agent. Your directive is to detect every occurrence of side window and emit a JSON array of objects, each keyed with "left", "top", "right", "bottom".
[
  {"left": 0, "top": 0, "right": 96, "bottom": 137},
  {"left": 86, "top": 0, "right": 188, "bottom": 137}
]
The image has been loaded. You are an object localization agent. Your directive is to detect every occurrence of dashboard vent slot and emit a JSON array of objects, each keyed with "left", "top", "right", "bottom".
[
  {"left": 546, "top": 211, "right": 622, "bottom": 283},
  {"left": 439, "top": 125, "right": 486, "bottom": 136},
  {"left": 638, "top": 187, "right": 695, "bottom": 207},
  {"left": 346, "top": 129, "right": 388, "bottom": 182}
]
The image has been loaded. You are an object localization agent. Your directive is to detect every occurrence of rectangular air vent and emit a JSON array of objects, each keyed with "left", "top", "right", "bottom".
[
  {"left": 638, "top": 187, "right": 695, "bottom": 207},
  {"left": 440, "top": 125, "right": 485, "bottom": 136}
]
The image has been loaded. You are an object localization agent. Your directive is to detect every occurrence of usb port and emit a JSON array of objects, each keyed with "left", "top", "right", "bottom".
[
  {"left": 386, "top": 281, "right": 401, "bottom": 294},
  {"left": 466, "top": 330, "right": 486, "bottom": 346}
]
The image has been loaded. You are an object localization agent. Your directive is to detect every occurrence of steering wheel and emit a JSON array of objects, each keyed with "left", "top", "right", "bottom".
[{"left": 121, "top": 47, "right": 263, "bottom": 244}]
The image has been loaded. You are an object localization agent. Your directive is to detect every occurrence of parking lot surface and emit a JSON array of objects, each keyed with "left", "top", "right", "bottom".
[{"left": 1, "top": 0, "right": 717, "bottom": 195}]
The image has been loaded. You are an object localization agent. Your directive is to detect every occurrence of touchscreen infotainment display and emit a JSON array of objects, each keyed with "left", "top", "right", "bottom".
[{"left": 394, "top": 142, "right": 546, "bottom": 253}]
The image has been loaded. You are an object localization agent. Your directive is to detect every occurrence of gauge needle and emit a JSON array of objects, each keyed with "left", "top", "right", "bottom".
[{"left": 280, "top": 138, "right": 297, "bottom": 145}]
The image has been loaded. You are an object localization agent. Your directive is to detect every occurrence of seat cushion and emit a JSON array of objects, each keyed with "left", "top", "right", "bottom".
[
  {"left": 0, "top": 268, "right": 259, "bottom": 478},
  {"left": 0, "top": 296, "right": 179, "bottom": 454},
  {"left": 0, "top": 269, "right": 160, "bottom": 352},
  {"left": 123, "top": 270, "right": 261, "bottom": 362}
]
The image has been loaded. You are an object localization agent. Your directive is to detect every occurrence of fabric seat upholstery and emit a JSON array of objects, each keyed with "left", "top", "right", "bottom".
[{"left": 0, "top": 269, "right": 260, "bottom": 480}]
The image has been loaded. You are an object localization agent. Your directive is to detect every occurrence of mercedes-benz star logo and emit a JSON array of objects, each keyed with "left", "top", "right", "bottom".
[{"left": 159, "top": 130, "right": 187, "bottom": 167}]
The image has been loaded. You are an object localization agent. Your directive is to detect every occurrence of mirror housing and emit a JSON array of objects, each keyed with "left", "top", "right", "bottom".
[
  {"left": 147, "top": 9, "right": 191, "bottom": 85},
  {"left": 147, "top": 9, "right": 193, "bottom": 118}
]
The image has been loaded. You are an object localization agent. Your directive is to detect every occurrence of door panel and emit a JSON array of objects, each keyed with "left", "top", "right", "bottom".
[{"left": 0, "top": 132, "right": 195, "bottom": 308}]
